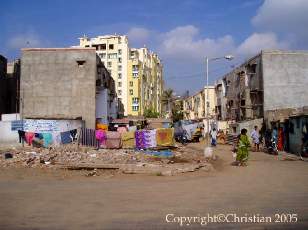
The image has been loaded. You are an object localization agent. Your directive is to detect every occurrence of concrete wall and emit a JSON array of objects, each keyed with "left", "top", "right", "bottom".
[
  {"left": 0, "top": 121, "right": 19, "bottom": 146},
  {"left": 262, "top": 50, "right": 308, "bottom": 112},
  {"left": 21, "top": 48, "right": 97, "bottom": 129}
]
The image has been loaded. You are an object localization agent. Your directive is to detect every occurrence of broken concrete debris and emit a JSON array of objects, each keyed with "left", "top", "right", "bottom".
[{"left": 0, "top": 144, "right": 213, "bottom": 176}]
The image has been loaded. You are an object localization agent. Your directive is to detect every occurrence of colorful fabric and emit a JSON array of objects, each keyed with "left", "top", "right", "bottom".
[
  {"left": 25, "top": 132, "right": 35, "bottom": 145},
  {"left": 135, "top": 130, "right": 147, "bottom": 149},
  {"left": 61, "top": 131, "right": 72, "bottom": 144},
  {"left": 145, "top": 130, "right": 157, "bottom": 148},
  {"left": 236, "top": 134, "right": 250, "bottom": 163},
  {"left": 106, "top": 131, "right": 121, "bottom": 149},
  {"left": 96, "top": 123, "right": 108, "bottom": 131},
  {"left": 277, "top": 127, "right": 284, "bottom": 151},
  {"left": 42, "top": 133, "right": 53, "bottom": 147},
  {"left": 70, "top": 129, "right": 78, "bottom": 141},
  {"left": 117, "top": 127, "right": 128, "bottom": 134},
  {"left": 121, "top": 131, "right": 136, "bottom": 149},
  {"left": 79, "top": 128, "right": 98, "bottom": 147},
  {"left": 96, "top": 129, "right": 107, "bottom": 147},
  {"left": 156, "top": 128, "right": 174, "bottom": 147}
]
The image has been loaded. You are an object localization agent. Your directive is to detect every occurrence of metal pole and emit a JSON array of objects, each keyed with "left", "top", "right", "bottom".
[{"left": 206, "top": 57, "right": 209, "bottom": 147}]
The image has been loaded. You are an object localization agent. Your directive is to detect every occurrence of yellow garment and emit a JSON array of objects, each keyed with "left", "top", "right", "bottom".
[
  {"left": 121, "top": 131, "right": 136, "bottom": 149},
  {"left": 156, "top": 128, "right": 174, "bottom": 147},
  {"left": 96, "top": 123, "right": 108, "bottom": 131}
]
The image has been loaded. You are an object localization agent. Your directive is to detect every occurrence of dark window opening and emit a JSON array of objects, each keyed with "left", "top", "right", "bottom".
[
  {"left": 109, "top": 44, "right": 114, "bottom": 50},
  {"left": 101, "top": 44, "right": 106, "bottom": 50},
  {"left": 76, "top": 60, "right": 86, "bottom": 67},
  {"left": 241, "top": 100, "right": 245, "bottom": 106}
]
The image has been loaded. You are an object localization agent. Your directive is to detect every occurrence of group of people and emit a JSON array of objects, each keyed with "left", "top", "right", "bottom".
[{"left": 208, "top": 124, "right": 279, "bottom": 167}]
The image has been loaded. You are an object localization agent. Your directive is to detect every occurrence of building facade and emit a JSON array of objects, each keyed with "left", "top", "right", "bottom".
[
  {"left": 20, "top": 48, "right": 117, "bottom": 129},
  {"left": 215, "top": 50, "right": 308, "bottom": 126},
  {"left": 78, "top": 35, "right": 163, "bottom": 117},
  {"left": 183, "top": 86, "right": 216, "bottom": 120},
  {"left": 127, "top": 47, "right": 163, "bottom": 116}
]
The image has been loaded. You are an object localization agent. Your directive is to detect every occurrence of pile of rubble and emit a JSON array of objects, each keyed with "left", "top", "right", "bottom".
[{"left": 0, "top": 144, "right": 213, "bottom": 175}]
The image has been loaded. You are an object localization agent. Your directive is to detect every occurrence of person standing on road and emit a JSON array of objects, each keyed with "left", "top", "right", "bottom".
[
  {"left": 210, "top": 128, "right": 217, "bottom": 146},
  {"left": 251, "top": 126, "right": 260, "bottom": 151},
  {"left": 236, "top": 128, "right": 250, "bottom": 166}
]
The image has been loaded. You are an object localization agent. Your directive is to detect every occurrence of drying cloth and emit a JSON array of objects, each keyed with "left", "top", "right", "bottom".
[
  {"left": 135, "top": 130, "right": 147, "bottom": 149},
  {"left": 61, "top": 131, "right": 72, "bottom": 144},
  {"left": 121, "top": 131, "right": 136, "bottom": 149},
  {"left": 18, "top": 130, "right": 25, "bottom": 143},
  {"left": 70, "top": 129, "right": 78, "bottom": 141},
  {"left": 144, "top": 130, "right": 157, "bottom": 148},
  {"left": 106, "top": 131, "right": 121, "bottom": 149},
  {"left": 96, "top": 123, "right": 108, "bottom": 131},
  {"left": 128, "top": 126, "right": 137, "bottom": 132},
  {"left": 79, "top": 128, "right": 98, "bottom": 147},
  {"left": 96, "top": 129, "right": 107, "bottom": 148},
  {"left": 156, "top": 128, "right": 175, "bottom": 147},
  {"left": 117, "top": 127, "right": 128, "bottom": 134},
  {"left": 35, "top": 133, "right": 43, "bottom": 139},
  {"left": 25, "top": 132, "right": 35, "bottom": 146},
  {"left": 52, "top": 132, "right": 61, "bottom": 146},
  {"left": 42, "top": 133, "right": 53, "bottom": 148}
]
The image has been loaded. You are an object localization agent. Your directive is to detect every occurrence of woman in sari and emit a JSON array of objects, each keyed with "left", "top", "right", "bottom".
[{"left": 236, "top": 128, "right": 250, "bottom": 166}]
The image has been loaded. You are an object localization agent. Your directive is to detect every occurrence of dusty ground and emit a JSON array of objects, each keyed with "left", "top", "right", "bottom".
[{"left": 0, "top": 142, "right": 308, "bottom": 229}]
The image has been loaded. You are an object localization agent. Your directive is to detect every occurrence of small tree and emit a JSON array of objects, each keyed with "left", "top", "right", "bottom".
[{"left": 144, "top": 107, "right": 160, "bottom": 118}]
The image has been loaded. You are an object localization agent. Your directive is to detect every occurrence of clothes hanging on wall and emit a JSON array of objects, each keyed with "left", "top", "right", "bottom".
[{"left": 25, "top": 132, "right": 35, "bottom": 145}]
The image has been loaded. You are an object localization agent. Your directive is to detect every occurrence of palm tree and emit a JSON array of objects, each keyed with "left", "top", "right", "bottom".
[{"left": 161, "top": 88, "right": 174, "bottom": 118}]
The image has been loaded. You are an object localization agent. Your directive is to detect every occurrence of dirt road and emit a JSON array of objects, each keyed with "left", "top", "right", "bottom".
[{"left": 1, "top": 143, "right": 308, "bottom": 229}]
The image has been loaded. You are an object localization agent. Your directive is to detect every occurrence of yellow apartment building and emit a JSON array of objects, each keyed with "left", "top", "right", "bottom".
[
  {"left": 78, "top": 35, "right": 163, "bottom": 117},
  {"left": 183, "top": 86, "right": 216, "bottom": 120}
]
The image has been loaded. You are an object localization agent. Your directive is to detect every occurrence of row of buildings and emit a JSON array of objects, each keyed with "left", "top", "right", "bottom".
[
  {"left": 182, "top": 50, "right": 308, "bottom": 153},
  {"left": 0, "top": 35, "right": 164, "bottom": 130}
]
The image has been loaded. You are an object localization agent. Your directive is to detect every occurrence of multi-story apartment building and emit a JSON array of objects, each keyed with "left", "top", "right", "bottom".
[
  {"left": 127, "top": 47, "right": 163, "bottom": 116},
  {"left": 183, "top": 86, "right": 216, "bottom": 120},
  {"left": 215, "top": 50, "right": 308, "bottom": 126},
  {"left": 78, "top": 35, "right": 163, "bottom": 117},
  {"left": 78, "top": 35, "right": 129, "bottom": 116}
]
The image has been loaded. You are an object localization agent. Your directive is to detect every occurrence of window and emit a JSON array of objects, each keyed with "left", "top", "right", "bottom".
[
  {"left": 108, "top": 53, "right": 117, "bottom": 59},
  {"left": 107, "top": 62, "right": 112, "bottom": 68},
  {"left": 132, "top": 106, "right": 139, "bottom": 111},
  {"left": 132, "top": 65, "right": 138, "bottom": 71},
  {"left": 109, "top": 44, "right": 114, "bottom": 50},
  {"left": 129, "top": 81, "right": 133, "bottom": 87},
  {"left": 76, "top": 60, "right": 86, "bottom": 67},
  {"left": 101, "top": 44, "right": 106, "bottom": 50},
  {"left": 132, "top": 97, "right": 139, "bottom": 103},
  {"left": 118, "top": 73, "right": 122, "bottom": 79},
  {"left": 118, "top": 57, "right": 122, "bottom": 63},
  {"left": 85, "top": 45, "right": 89, "bottom": 47},
  {"left": 118, "top": 49, "right": 122, "bottom": 55},
  {"left": 99, "top": 53, "right": 106, "bottom": 59},
  {"left": 118, "top": 90, "right": 122, "bottom": 96},
  {"left": 129, "top": 89, "right": 133, "bottom": 95},
  {"left": 132, "top": 73, "right": 138, "bottom": 78},
  {"left": 118, "top": 65, "right": 122, "bottom": 71},
  {"left": 118, "top": 82, "right": 122, "bottom": 87}
]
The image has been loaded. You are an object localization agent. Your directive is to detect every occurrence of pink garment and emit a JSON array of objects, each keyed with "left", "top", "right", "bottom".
[
  {"left": 25, "top": 132, "right": 35, "bottom": 146},
  {"left": 117, "top": 127, "right": 127, "bottom": 134},
  {"left": 95, "top": 130, "right": 106, "bottom": 147}
]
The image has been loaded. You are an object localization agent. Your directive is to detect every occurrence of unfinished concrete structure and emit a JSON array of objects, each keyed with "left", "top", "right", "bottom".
[
  {"left": 215, "top": 50, "right": 308, "bottom": 125},
  {"left": 21, "top": 48, "right": 117, "bottom": 129}
]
